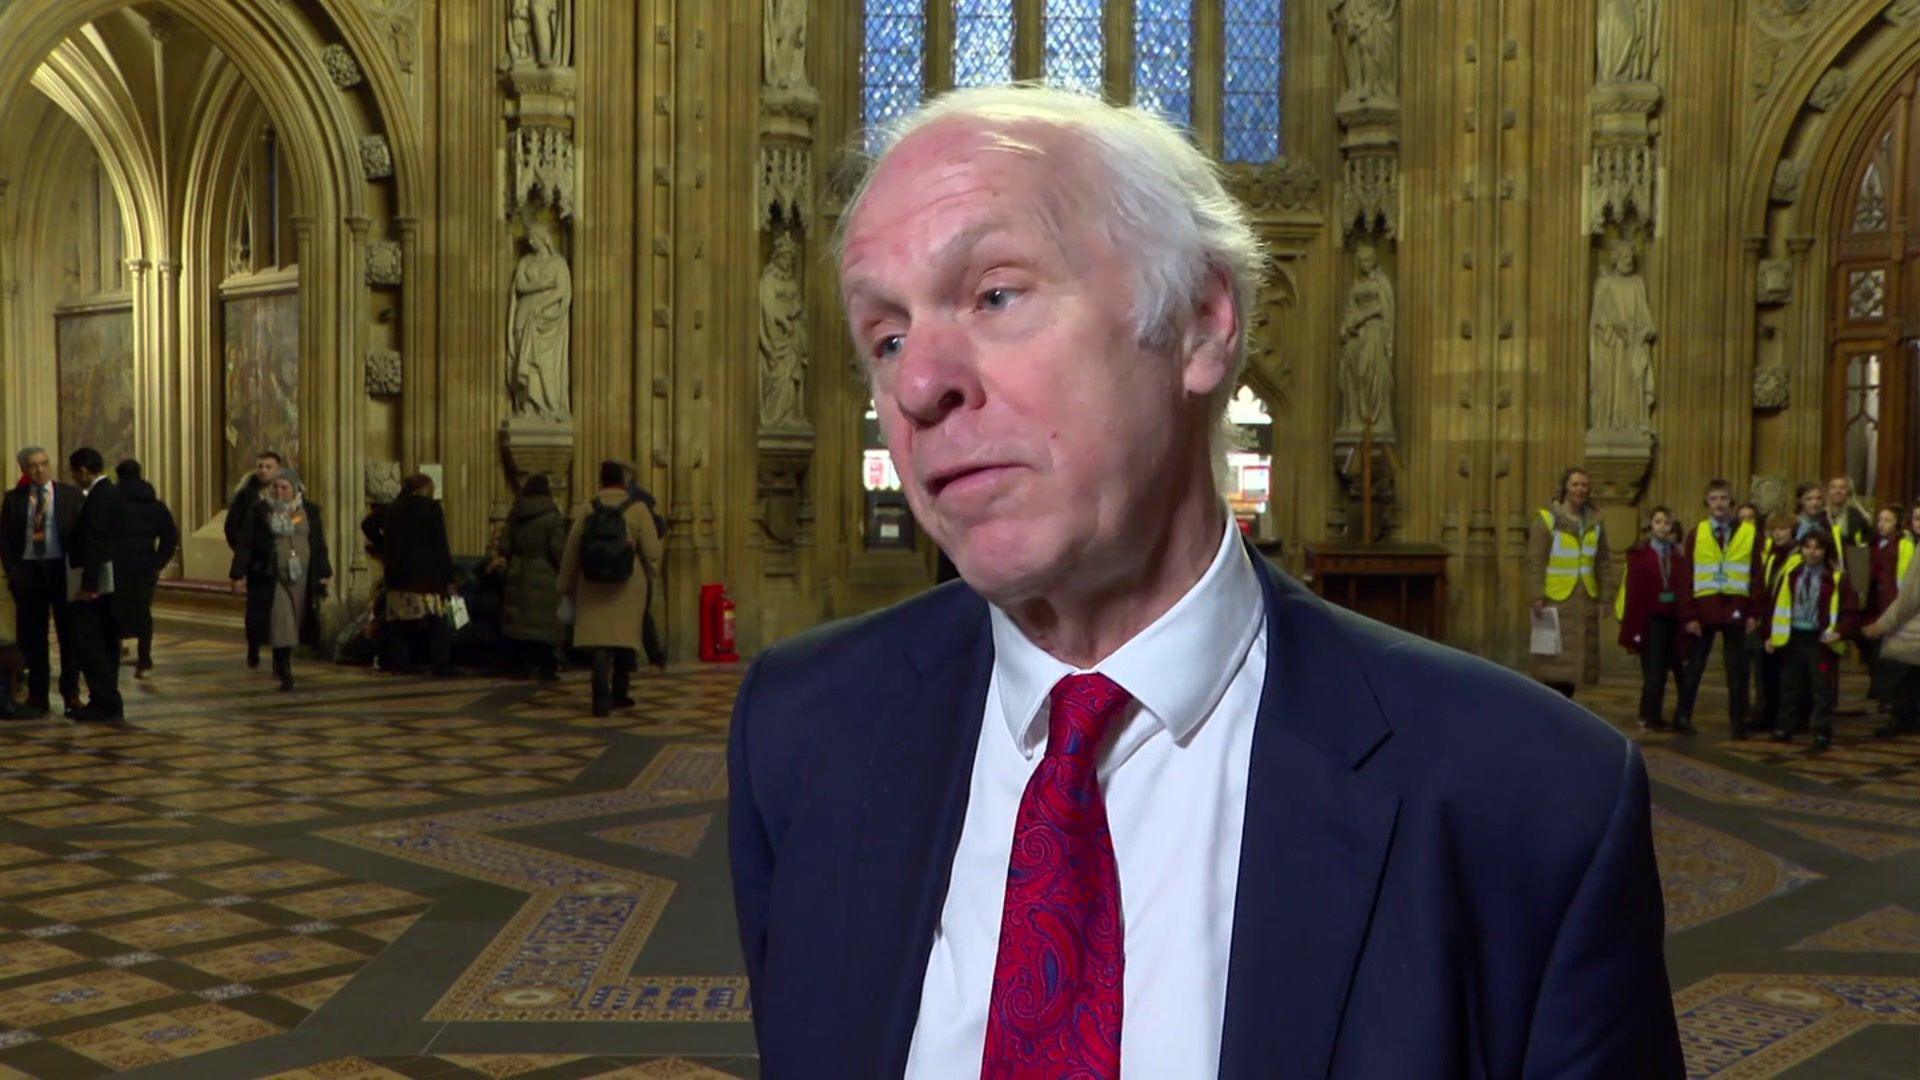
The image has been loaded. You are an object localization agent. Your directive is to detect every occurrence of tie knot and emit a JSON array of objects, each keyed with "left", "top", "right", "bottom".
[{"left": 1044, "top": 673, "right": 1131, "bottom": 761}]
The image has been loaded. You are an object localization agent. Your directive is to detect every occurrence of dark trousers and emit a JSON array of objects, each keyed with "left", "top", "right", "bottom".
[
  {"left": 1678, "top": 622, "right": 1751, "bottom": 728},
  {"left": 245, "top": 578, "right": 272, "bottom": 658},
  {"left": 10, "top": 560, "right": 79, "bottom": 704},
  {"left": 511, "top": 637, "right": 559, "bottom": 678},
  {"left": 1877, "top": 659, "right": 1919, "bottom": 728},
  {"left": 1637, "top": 615, "right": 1681, "bottom": 723},
  {"left": 1777, "top": 631, "right": 1837, "bottom": 738},
  {"left": 67, "top": 595, "right": 121, "bottom": 714},
  {"left": 1755, "top": 645, "right": 1785, "bottom": 733},
  {"left": 591, "top": 648, "right": 635, "bottom": 711},
  {"left": 382, "top": 617, "right": 452, "bottom": 674},
  {"left": 117, "top": 570, "right": 158, "bottom": 665}
]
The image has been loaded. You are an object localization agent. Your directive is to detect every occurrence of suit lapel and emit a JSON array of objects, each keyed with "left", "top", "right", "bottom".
[
  {"left": 850, "top": 587, "right": 994, "bottom": 1075},
  {"left": 1220, "top": 553, "right": 1401, "bottom": 1078}
]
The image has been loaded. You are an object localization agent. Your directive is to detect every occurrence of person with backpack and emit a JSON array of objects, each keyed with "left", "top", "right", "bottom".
[{"left": 558, "top": 460, "right": 663, "bottom": 716}]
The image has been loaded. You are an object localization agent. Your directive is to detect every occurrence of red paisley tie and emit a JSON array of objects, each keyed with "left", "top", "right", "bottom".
[{"left": 981, "top": 673, "right": 1131, "bottom": 1080}]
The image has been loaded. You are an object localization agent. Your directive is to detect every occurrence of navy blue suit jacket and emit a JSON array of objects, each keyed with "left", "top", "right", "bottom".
[{"left": 729, "top": 547, "right": 1684, "bottom": 1078}]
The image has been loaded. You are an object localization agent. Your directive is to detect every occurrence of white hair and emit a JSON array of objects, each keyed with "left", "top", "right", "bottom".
[
  {"left": 14, "top": 446, "right": 45, "bottom": 470},
  {"left": 839, "top": 84, "right": 1268, "bottom": 478}
]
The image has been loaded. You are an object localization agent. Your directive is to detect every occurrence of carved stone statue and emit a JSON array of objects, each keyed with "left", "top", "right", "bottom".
[
  {"left": 758, "top": 233, "right": 810, "bottom": 433},
  {"left": 508, "top": 0, "right": 570, "bottom": 69},
  {"left": 764, "top": 0, "right": 811, "bottom": 92},
  {"left": 1337, "top": 244, "right": 1396, "bottom": 439},
  {"left": 1328, "top": 0, "right": 1398, "bottom": 107},
  {"left": 507, "top": 223, "right": 572, "bottom": 419},
  {"left": 1596, "top": 0, "right": 1656, "bottom": 84},
  {"left": 1589, "top": 242, "right": 1656, "bottom": 432}
]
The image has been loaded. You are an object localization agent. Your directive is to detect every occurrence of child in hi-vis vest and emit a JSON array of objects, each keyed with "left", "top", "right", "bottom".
[{"left": 1764, "top": 529, "right": 1861, "bottom": 749}]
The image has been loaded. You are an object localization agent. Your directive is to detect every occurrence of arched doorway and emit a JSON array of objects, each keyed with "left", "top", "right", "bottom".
[{"left": 1827, "top": 71, "right": 1920, "bottom": 503}]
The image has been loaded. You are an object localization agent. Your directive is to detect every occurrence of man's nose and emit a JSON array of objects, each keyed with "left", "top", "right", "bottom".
[{"left": 892, "top": 320, "right": 981, "bottom": 428}]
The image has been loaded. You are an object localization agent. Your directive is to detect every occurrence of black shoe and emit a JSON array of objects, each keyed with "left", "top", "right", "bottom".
[
  {"left": 247, "top": 650, "right": 260, "bottom": 670},
  {"left": 591, "top": 702, "right": 611, "bottom": 718},
  {"left": 612, "top": 695, "right": 636, "bottom": 709},
  {"left": 1813, "top": 733, "right": 1833, "bottom": 750},
  {"left": 1638, "top": 717, "right": 1670, "bottom": 732},
  {"left": 134, "top": 662, "right": 153, "bottom": 680},
  {"left": 1729, "top": 724, "right": 1748, "bottom": 740},
  {"left": 63, "top": 703, "right": 84, "bottom": 720},
  {"left": 1873, "top": 720, "right": 1918, "bottom": 738},
  {"left": 431, "top": 667, "right": 458, "bottom": 678},
  {"left": 278, "top": 676, "right": 294, "bottom": 692},
  {"left": 1672, "top": 716, "right": 1697, "bottom": 736},
  {"left": 71, "top": 704, "right": 123, "bottom": 723},
  {"left": 1772, "top": 730, "right": 1792, "bottom": 742},
  {"left": 13, "top": 703, "right": 48, "bottom": 720}
]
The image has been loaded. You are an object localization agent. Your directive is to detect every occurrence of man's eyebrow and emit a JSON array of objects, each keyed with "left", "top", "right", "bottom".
[{"left": 842, "top": 215, "right": 1055, "bottom": 312}]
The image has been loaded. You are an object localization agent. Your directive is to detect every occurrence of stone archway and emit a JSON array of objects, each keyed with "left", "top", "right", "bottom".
[{"left": 0, "top": 0, "right": 422, "bottom": 617}]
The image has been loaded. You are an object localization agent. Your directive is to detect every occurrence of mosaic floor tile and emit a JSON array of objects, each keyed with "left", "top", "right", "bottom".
[
  {"left": 1673, "top": 973, "right": 1920, "bottom": 1077},
  {"left": 271, "top": 972, "right": 354, "bottom": 1011},
  {"left": 56, "top": 1002, "right": 281, "bottom": 1070},
  {"left": 1766, "top": 818, "right": 1920, "bottom": 860},
  {"left": 272, "top": 884, "right": 427, "bottom": 921},
  {"left": 594, "top": 815, "right": 714, "bottom": 859},
  {"left": 183, "top": 936, "right": 368, "bottom": 981},
  {"left": 1790, "top": 905, "right": 1920, "bottom": 953},
  {"left": 100, "top": 908, "right": 276, "bottom": 950},
  {"left": 13, "top": 803, "right": 148, "bottom": 828},
  {"left": 19, "top": 883, "right": 189, "bottom": 923},
  {"left": 0, "top": 862, "right": 115, "bottom": 897},
  {"left": 123, "top": 841, "right": 268, "bottom": 871},
  {"left": 0, "top": 939, "right": 90, "bottom": 980},
  {"left": 260, "top": 1060, "right": 410, "bottom": 1079},
  {"left": 0, "top": 968, "right": 176, "bottom": 1025}
]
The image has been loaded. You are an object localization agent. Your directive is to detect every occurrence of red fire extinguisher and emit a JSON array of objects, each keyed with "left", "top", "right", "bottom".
[{"left": 700, "top": 583, "right": 739, "bottom": 662}]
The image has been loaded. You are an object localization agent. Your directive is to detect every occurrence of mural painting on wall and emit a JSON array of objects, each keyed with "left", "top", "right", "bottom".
[
  {"left": 222, "top": 291, "right": 300, "bottom": 485},
  {"left": 55, "top": 309, "right": 135, "bottom": 467}
]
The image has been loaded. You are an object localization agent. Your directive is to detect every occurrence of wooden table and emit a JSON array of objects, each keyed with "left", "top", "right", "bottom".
[{"left": 1303, "top": 542, "right": 1450, "bottom": 641}]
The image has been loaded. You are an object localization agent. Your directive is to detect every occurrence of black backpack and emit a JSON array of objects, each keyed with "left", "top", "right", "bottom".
[{"left": 579, "top": 497, "right": 638, "bottom": 584}]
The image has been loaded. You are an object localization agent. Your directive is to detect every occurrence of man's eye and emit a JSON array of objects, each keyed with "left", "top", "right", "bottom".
[
  {"left": 873, "top": 335, "right": 903, "bottom": 360},
  {"left": 980, "top": 288, "right": 1014, "bottom": 311}
]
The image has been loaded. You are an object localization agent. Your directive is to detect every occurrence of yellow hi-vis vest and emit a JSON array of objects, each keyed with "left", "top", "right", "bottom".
[
  {"left": 1763, "top": 549, "right": 1801, "bottom": 598},
  {"left": 1900, "top": 535, "right": 1915, "bottom": 587},
  {"left": 1539, "top": 508, "right": 1600, "bottom": 602},
  {"left": 1770, "top": 564, "right": 1848, "bottom": 654},
  {"left": 1692, "top": 520, "right": 1756, "bottom": 598}
]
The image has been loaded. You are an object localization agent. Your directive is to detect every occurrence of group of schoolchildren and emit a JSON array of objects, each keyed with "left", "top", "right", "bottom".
[{"left": 1616, "top": 476, "right": 1920, "bottom": 750}]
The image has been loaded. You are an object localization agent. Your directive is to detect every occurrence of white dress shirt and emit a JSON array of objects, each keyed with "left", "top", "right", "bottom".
[
  {"left": 22, "top": 483, "right": 63, "bottom": 561},
  {"left": 904, "top": 512, "right": 1268, "bottom": 1078}
]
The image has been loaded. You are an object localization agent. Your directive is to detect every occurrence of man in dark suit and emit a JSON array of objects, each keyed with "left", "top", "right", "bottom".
[
  {"left": 64, "top": 448, "right": 126, "bottom": 721},
  {"left": 226, "top": 450, "right": 283, "bottom": 668},
  {"left": 0, "top": 446, "right": 85, "bottom": 718},
  {"left": 730, "top": 86, "right": 1683, "bottom": 1078}
]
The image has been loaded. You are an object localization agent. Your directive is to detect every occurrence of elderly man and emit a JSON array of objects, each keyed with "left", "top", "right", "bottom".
[
  {"left": 728, "top": 87, "right": 1681, "bottom": 1078},
  {"left": 0, "top": 446, "right": 84, "bottom": 718}
]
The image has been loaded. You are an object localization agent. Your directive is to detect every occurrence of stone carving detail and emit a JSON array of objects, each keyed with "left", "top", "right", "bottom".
[
  {"left": 1596, "top": 0, "right": 1657, "bottom": 84},
  {"left": 1750, "top": 0, "right": 1827, "bottom": 105},
  {"left": 1753, "top": 366, "right": 1791, "bottom": 410},
  {"left": 759, "top": 142, "right": 813, "bottom": 232},
  {"left": 1591, "top": 139, "right": 1655, "bottom": 232},
  {"left": 1772, "top": 159, "right": 1807, "bottom": 204},
  {"left": 1809, "top": 68, "right": 1853, "bottom": 111},
  {"left": 1342, "top": 153, "right": 1400, "bottom": 239},
  {"left": 1756, "top": 258, "right": 1793, "bottom": 305},
  {"left": 507, "top": 0, "right": 573, "bottom": 69},
  {"left": 365, "top": 240, "right": 402, "bottom": 285},
  {"left": 1589, "top": 241, "right": 1656, "bottom": 433},
  {"left": 1329, "top": 0, "right": 1398, "bottom": 109},
  {"left": 366, "top": 349, "right": 402, "bottom": 397},
  {"left": 507, "top": 223, "right": 572, "bottom": 419},
  {"left": 1749, "top": 474, "right": 1789, "bottom": 516},
  {"left": 764, "top": 0, "right": 812, "bottom": 92},
  {"left": 509, "top": 126, "right": 575, "bottom": 219},
  {"left": 365, "top": 460, "right": 403, "bottom": 504},
  {"left": 758, "top": 233, "right": 810, "bottom": 434},
  {"left": 1225, "top": 157, "right": 1323, "bottom": 214},
  {"left": 1337, "top": 244, "right": 1396, "bottom": 440},
  {"left": 322, "top": 44, "right": 363, "bottom": 89},
  {"left": 359, "top": 135, "right": 393, "bottom": 180}
]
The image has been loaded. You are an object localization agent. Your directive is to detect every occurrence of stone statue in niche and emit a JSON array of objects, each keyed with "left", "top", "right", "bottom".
[
  {"left": 507, "top": 222, "right": 572, "bottom": 419},
  {"left": 1596, "top": 0, "right": 1657, "bottom": 84},
  {"left": 1328, "top": 0, "right": 1398, "bottom": 107},
  {"left": 1588, "top": 241, "right": 1656, "bottom": 432},
  {"left": 763, "top": 0, "right": 811, "bottom": 92},
  {"left": 1337, "top": 243, "right": 1396, "bottom": 440},
  {"left": 1756, "top": 258, "right": 1793, "bottom": 305},
  {"left": 758, "top": 232, "right": 810, "bottom": 433},
  {"left": 507, "top": 0, "right": 570, "bottom": 69}
]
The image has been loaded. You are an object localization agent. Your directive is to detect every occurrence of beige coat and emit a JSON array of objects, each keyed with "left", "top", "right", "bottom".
[
  {"left": 1868, "top": 547, "right": 1920, "bottom": 666},
  {"left": 1526, "top": 501, "right": 1614, "bottom": 687},
  {"left": 556, "top": 489, "right": 664, "bottom": 652}
]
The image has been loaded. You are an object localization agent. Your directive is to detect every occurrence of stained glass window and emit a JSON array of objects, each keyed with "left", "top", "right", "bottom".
[
  {"left": 1844, "top": 352, "right": 1882, "bottom": 497},
  {"left": 862, "top": 0, "right": 926, "bottom": 153},
  {"left": 955, "top": 0, "right": 1015, "bottom": 88},
  {"left": 1223, "top": 0, "right": 1285, "bottom": 162},
  {"left": 1045, "top": 0, "right": 1106, "bottom": 96},
  {"left": 1133, "top": 0, "right": 1194, "bottom": 126}
]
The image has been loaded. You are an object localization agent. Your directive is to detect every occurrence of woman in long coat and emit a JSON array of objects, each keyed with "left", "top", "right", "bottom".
[
  {"left": 230, "top": 471, "right": 331, "bottom": 691},
  {"left": 381, "top": 474, "right": 456, "bottom": 675},
  {"left": 1528, "top": 467, "right": 1613, "bottom": 697},
  {"left": 498, "top": 474, "right": 568, "bottom": 680},
  {"left": 557, "top": 461, "right": 664, "bottom": 716}
]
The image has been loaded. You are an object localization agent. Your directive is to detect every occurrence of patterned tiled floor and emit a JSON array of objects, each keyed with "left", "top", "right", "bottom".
[{"left": 0, "top": 632, "right": 1913, "bottom": 1077}]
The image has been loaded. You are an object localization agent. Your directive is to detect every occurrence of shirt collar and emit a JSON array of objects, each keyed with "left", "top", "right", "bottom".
[{"left": 988, "top": 510, "right": 1265, "bottom": 757}]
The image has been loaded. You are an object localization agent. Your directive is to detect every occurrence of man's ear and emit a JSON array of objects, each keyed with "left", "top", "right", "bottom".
[{"left": 1181, "top": 265, "right": 1239, "bottom": 398}]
